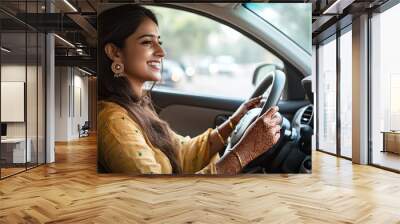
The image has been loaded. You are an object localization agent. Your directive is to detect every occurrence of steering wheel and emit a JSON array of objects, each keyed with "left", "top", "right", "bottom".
[{"left": 221, "top": 68, "right": 286, "bottom": 161}]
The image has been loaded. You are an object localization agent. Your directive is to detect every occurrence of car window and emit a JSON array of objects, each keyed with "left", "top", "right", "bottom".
[
  {"left": 145, "top": 6, "right": 283, "bottom": 100},
  {"left": 244, "top": 3, "right": 312, "bottom": 54}
]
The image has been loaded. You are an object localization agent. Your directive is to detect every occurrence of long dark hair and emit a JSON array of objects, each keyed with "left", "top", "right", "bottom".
[{"left": 98, "top": 4, "right": 182, "bottom": 174}]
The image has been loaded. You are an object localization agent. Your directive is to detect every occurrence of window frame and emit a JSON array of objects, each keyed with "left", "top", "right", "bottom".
[
  {"left": 368, "top": 1, "right": 400, "bottom": 173},
  {"left": 315, "top": 23, "right": 353, "bottom": 161},
  {"left": 0, "top": 1, "right": 47, "bottom": 180}
]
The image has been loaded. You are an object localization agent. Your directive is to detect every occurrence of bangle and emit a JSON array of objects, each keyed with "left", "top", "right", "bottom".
[
  {"left": 228, "top": 119, "right": 235, "bottom": 130},
  {"left": 232, "top": 150, "right": 244, "bottom": 169},
  {"left": 215, "top": 127, "right": 226, "bottom": 145}
]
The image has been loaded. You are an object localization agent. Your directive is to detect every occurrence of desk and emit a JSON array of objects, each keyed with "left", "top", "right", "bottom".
[
  {"left": 382, "top": 131, "right": 400, "bottom": 154},
  {"left": 1, "top": 138, "right": 31, "bottom": 163}
]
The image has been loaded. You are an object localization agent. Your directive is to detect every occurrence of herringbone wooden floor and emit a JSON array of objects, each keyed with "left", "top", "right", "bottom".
[{"left": 1, "top": 135, "right": 400, "bottom": 224}]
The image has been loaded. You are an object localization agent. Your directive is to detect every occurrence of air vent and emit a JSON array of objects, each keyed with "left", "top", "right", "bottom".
[{"left": 301, "top": 106, "right": 313, "bottom": 125}]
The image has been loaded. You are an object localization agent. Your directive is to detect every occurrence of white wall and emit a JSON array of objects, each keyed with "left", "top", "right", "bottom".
[
  {"left": 1, "top": 65, "right": 26, "bottom": 145},
  {"left": 54, "top": 66, "right": 89, "bottom": 141},
  {"left": 1, "top": 63, "right": 46, "bottom": 164},
  {"left": 1, "top": 65, "right": 32, "bottom": 138},
  {"left": 1, "top": 64, "right": 40, "bottom": 137},
  {"left": 55, "top": 66, "right": 69, "bottom": 141}
]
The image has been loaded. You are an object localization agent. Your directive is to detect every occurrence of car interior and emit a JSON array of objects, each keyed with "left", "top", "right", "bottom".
[
  {"left": 152, "top": 61, "right": 313, "bottom": 173},
  {"left": 142, "top": 3, "right": 314, "bottom": 174}
]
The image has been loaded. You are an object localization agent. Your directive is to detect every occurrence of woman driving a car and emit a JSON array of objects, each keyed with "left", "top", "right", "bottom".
[{"left": 97, "top": 4, "right": 282, "bottom": 175}]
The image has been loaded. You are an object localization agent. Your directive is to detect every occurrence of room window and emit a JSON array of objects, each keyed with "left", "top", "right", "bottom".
[
  {"left": 317, "top": 36, "right": 337, "bottom": 155},
  {"left": 339, "top": 28, "right": 352, "bottom": 158},
  {"left": 370, "top": 3, "right": 400, "bottom": 171}
]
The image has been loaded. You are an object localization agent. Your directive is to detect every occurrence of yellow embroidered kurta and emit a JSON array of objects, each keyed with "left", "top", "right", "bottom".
[{"left": 97, "top": 101, "right": 220, "bottom": 174}]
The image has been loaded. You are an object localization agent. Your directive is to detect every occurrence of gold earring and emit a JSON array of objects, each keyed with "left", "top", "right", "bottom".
[{"left": 111, "top": 62, "right": 124, "bottom": 78}]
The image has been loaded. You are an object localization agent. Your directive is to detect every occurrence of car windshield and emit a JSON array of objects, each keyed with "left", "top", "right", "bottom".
[{"left": 243, "top": 3, "right": 312, "bottom": 54}]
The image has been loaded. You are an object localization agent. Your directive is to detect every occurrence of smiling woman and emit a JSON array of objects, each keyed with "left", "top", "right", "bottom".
[{"left": 97, "top": 4, "right": 282, "bottom": 175}]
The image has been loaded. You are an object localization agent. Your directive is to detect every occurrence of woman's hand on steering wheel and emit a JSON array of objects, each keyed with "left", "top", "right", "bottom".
[
  {"left": 236, "top": 106, "right": 282, "bottom": 163},
  {"left": 230, "top": 96, "right": 264, "bottom": 125}
]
